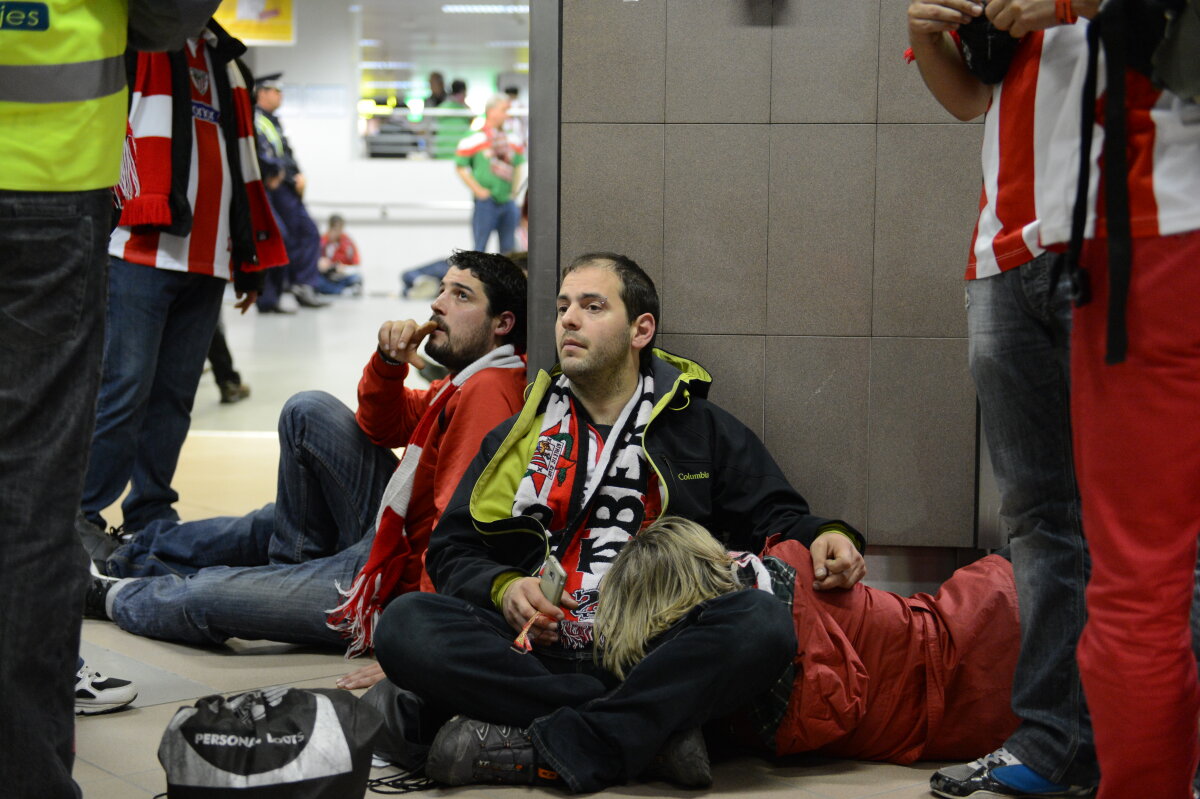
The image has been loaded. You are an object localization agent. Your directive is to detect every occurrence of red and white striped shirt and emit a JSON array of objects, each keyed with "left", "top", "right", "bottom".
[
  {"left": 969, "top": 24, "right": 1200, "bottom": 280},
  {"left": 1035, "top": 30, "right": 1200, "bottom": 247},
  {"left": 110, "top": 36, "right": 234, "bottom": 279},
  {"left": 969, "top": 25, "right": 1083, "bottom": 279}
]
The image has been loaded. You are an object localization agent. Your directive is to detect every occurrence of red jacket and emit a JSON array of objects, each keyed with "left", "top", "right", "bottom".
[
  {"left": 355, "top": 351, "right": 527, "bottom": 594},
  {"left": 767, "top": 539, "right": 1020, "bottom": 763}
]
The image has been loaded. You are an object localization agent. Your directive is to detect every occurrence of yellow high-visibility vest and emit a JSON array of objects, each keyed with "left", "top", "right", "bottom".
[{"left": 0, "top": 0, "right": 130, "bottom": 191}]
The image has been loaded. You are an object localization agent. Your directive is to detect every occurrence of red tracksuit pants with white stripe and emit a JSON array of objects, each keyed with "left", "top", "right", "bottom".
[{"left": 1071, "top": 229, "right": 1200, "bottom": 799}]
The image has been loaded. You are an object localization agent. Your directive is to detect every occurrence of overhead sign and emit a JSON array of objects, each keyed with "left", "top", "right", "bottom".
[{"left": 213, "top": 0, "right": 295, "bottom": 46}]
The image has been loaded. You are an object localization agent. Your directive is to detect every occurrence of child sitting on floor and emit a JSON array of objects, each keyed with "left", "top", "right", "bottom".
[{"left": 317, "top": 214, "right": 364, "bottom": 295}]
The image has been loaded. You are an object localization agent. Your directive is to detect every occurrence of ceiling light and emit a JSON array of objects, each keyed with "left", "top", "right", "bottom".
[
  {"left": 359, "top": 39, "right": 382, "bottom": 47},
  {"left": 488, "top": 40, "right": 529, "bottom": 47},
  {"left": 363, "top": 81, "right": 420, "bottom": 90},
  {"left": 360, "top": 61, "right": 415, "bottom": 70},
  {"left": 441, "top": 4, "right": 529, "bottom": 14}
]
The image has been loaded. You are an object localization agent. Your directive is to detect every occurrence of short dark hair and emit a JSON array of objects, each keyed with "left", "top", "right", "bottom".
[
  {"left": 450, "top": 79, "right": 467, "bottom": 95},
  {"left": 328, "top": 214, "right": 345, "bottom": 228},
  {"left": 448, "top": 250, "right": 527, "bottom": 354},
  {"left": 562, "top": 252, "right": 659, "bottom": 366}
]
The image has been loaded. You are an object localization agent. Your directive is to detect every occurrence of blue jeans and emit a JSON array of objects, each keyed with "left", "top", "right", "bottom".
[
  {"left": 967, "top": 253, "right": 1096, "bottom": 785},
  {"left": 82, "top": 258, "right": 226, "bottom": 530},
  {"left": 109, "top": 537, "right": 373, "bottom": 646},
  {"left": 315, "top": 270, "right": 362, "bottom": 295},
  {"left": 376, "top": 589, "right": 795, "bottom": 793},
  {"left": 401, "top": 259, "right": 449, "bottom": 292},
  {"left": 106, "top": 391, "right": 397, "bottom": 646},
  {"left": 471, "top": 197, "right": 518, "bottom": 253},
  {"left": 0, "top": 188, "right": 112, "bottom": 799}
]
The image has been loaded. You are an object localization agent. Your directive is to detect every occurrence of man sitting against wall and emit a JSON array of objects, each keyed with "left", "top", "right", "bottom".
[
  {"left": 373, "top": 252, "right": 867, "bottom": 793},
  {"left": 81, "top": 251, "right": 527, "bottom": 655}
]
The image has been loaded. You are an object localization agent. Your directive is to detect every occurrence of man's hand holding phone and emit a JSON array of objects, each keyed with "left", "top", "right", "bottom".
[{"left": 501, "top": 557, "right": 577, "bottom": 647}]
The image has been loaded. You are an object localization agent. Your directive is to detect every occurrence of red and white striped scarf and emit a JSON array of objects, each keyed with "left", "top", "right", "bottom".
[
  {"left": 118, "top": 46, "right": 182, "bottom": 228},
  {"left": 511, "top": 373, "right": 659, "bottom": 650},
  {"left": 327, "top": 345, "right": 525, "bottom": 657},
  {"left": 117, "top": 31, "right": 285, "bottom": 271}
]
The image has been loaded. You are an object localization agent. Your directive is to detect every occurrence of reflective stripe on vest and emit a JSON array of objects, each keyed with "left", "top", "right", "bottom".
[
  {"left": 0, "top": 0, "right": 128, "bottom": 191},
  {"left": 0, "top": 54, "right": 124, "bottom": 103},
  {"left": 255, "top": 112, "right": 285, "bottom": 155}
]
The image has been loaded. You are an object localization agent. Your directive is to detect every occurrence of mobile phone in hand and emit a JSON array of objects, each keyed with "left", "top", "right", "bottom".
[{"left": 539, "top": 555, "right": 567, "bottom": 605}]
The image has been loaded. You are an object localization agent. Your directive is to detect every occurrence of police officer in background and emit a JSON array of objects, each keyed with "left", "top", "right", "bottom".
[
  {"left": 253, "top": 71, "right": 330, "bottom": 311},
  {"left": 0, "top": 3, "right": 221, "bottom": 796}
]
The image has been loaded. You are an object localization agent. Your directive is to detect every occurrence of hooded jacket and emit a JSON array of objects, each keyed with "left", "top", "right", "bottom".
[
  {"left": 762, "top": 538, "right": 1020, "bottom": 763},
  {"left": 426, "top": 348, "right": 864, "bottom": 609}
]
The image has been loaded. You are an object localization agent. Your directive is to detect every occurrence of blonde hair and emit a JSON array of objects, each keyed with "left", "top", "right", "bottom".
[{"left": 595, "top": 516, "right": 738, "bottom": 679}]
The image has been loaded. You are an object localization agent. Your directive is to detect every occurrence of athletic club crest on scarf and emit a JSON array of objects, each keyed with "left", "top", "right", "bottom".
[
  {"left": 512, "top": 372, "right": 661, "bottom": 650},
  {"left": 528, "top": 435, "right": 570, "bottom": 494}
]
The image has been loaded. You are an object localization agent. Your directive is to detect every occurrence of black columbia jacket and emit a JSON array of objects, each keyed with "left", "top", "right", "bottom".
[{"left": 426, "top": 348, "right": 864, "bottom": 610}]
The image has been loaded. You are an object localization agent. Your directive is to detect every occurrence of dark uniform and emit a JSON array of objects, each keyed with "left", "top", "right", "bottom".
[{"left": 253, "top": 79, "right": 323, "bottom": 311}]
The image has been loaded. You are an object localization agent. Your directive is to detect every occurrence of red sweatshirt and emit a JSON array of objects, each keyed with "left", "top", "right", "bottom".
[{"left": 355, "top": 351, "right": 527, "bottom": 592}]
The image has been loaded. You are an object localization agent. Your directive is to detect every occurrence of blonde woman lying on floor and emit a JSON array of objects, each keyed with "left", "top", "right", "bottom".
[{"left": 595, "top": 516, "right": 1021, "bottom": 764}]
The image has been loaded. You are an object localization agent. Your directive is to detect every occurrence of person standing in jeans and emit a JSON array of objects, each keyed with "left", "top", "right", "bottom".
[
  {"left": 81, "top": 20, "right": 286, "bottom": 535},
  {"left": 907, "top": 3, "right": 1101, "bottom": 796},
  {"left": 455, "top": 94, "right": 525, "bottom": 253}
]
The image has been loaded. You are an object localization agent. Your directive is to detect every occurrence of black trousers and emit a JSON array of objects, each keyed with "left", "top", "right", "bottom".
[
  {"left": 375, "top": 588, "right": 796, "bottom": 792},
  {"left": 0, "top": 188, "right": 112, "bottom": 799},
  {"left": 207, "top": 318, "right": 239, "bottom": 386}
]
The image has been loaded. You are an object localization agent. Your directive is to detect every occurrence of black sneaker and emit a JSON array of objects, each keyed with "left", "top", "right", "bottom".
[
  {"left": 75, "top": 662, "right": 137, "bottom": 715},
  {"left": 76, "top": 513, "right": 118, "bottom": 570},
  {"left": 83, "top": 568, "right": 122, "bottom": 620},
  {"left": 641, "top": 727, "right": 712, "bottom": 789},
  {"left": 426, "top": 715, "right": 553, "bottom": 786},
  {"left": 931, "top": 747, "right": 1094, "bottom": 798},
  {"left": 218, "top": 380, "right": 251, "bottom": 404},
  {"left": 76, "top": 514, "right": 137, "bottom": 573}
]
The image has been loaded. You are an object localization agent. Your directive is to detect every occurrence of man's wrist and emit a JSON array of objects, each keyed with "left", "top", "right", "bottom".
[
  {"left": 491, "top": 571, "right": 524, "bottom": 610},
  {"left": 375, "top": 347, "right": 407, "bottom": 369},
  {"left": 816, "top": 524, "right": 863, "bottom": 551},
  {"left": 374, "top": 347, "right": 412, "bottom": 371}
]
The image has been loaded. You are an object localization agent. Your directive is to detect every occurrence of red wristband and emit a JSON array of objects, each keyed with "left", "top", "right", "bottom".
[{"left": 1056, "top": 0, "right": 1078, "bottom": 24}]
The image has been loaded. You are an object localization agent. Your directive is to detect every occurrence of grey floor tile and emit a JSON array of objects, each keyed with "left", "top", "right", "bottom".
[
  {"left": 80, "top": 640, "right": 216, "bottom": 710},
  {"left": 76, "top": 776, "right": 157, "bottom": 798}
]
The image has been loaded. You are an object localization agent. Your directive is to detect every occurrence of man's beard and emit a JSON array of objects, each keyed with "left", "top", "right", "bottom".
[
  {"left": 559, "top": 328, "right": 631, "bottom": 387},
  {"left": 425, "top": 317, "right": 493, "bottom": 372}
]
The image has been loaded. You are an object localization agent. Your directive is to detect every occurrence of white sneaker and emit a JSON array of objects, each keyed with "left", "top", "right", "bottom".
[
  {"left": 408, "top": 274, "right": 440, "bottom": 300},
  {"left": 290, "top": 283, "right": 332, "bottom": 308},
  {"left": 75, "top": 663, "right": 138, "bottom": 715}
]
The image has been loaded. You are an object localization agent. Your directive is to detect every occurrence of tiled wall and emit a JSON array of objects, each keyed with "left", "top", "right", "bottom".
[{"left": 556, "top": 0, "right": 985, "bottom": 547}]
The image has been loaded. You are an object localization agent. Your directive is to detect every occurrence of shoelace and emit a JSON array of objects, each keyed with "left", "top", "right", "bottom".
[
  {"left": 76, "top": 667, "right": 105, "bottom": 688},
  {"left": 367, "top": 768, "right": 435, "bottom": 794}
]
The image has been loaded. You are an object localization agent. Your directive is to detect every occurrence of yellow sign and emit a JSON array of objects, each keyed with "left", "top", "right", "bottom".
[{"left": 213, "top": 0, "right": 294, "bottom": 46}]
